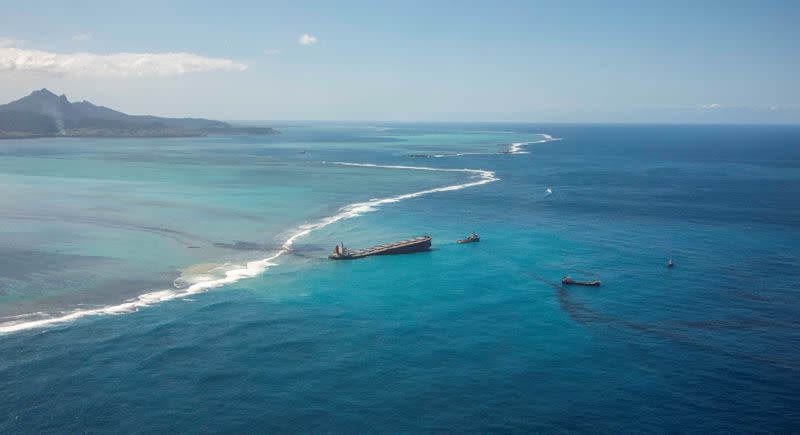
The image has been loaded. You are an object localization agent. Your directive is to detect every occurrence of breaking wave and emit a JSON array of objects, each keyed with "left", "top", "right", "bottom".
[
  {"left": 506, "top": 134, "right": 562, "bottom": 154},
  {"left": 411, "top": 133, "right": 561, "bottom": 158}
]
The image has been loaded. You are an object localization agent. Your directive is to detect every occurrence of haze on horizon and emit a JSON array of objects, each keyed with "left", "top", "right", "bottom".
[{"left": 1, "top": 0, "right": 798, "bottom": 124}]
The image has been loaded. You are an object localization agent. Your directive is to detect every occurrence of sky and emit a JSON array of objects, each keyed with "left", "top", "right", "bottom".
[{"left": 0, "top": 0, "right": 798, "bottom": 123}]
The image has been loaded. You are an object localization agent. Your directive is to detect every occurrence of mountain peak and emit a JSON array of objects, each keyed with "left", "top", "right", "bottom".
[
  {"left": 19, "top": 89, "right": 71, "bottom": 106},
  {"left": 0, "top": 88, "right": 71, "bottom": 117},
  {"left": 30, "top": 88, "right": 59, "bottom": 99}
]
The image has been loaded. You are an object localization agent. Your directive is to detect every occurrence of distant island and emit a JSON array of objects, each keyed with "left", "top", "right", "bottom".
[{"left": 0, "top": 89, "right": 279, "bottom": 139}]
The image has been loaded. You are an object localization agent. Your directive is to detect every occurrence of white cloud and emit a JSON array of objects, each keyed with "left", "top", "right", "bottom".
[
  {"left": 0, "top": 36, "right": 25, "bottom": 48},
  {"left": 264, "top": 48, "right": 280, "bottom": 55},
  {"left": 0, "top": 47, "right": 247, "bottom": 77},
  {"left": 701, "top": 103, "right": 723, "bottom": 110},
  {"left": 72, "top": 32, "right": 93, "bottom": 41},
  {"left": 298, "top": 34, "right": 318, "bottom": 45}
]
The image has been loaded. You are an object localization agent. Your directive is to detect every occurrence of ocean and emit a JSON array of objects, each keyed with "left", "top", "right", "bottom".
[{"left": 1, "top": 123, "right": 799, "bottom": 432}]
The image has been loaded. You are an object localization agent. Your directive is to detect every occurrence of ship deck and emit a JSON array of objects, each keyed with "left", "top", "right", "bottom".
[{"left": 331, "top": 236, "right": 431, "bottom": 259}]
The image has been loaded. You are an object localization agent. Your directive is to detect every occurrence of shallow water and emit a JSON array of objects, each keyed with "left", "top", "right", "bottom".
[{"left": 1, "top": 123, "right": 799, "bottom": 432}]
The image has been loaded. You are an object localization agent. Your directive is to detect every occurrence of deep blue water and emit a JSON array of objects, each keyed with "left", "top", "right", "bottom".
[{"left": 1, "top": 123, "right": 799, "bottom": 432}]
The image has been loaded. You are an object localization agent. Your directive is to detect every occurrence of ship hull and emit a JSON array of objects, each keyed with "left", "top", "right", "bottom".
[
  {"left": 371, "top": 239, "right": 431, "bottom": 255},
  {"left": 572, "top": 282, "right": 601, "bottom": 286},
  {"left": 329, "top": 236, "right": 432, "bottom": 260}
]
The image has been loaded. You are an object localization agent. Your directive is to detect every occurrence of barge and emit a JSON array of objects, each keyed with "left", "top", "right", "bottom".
[
  {"left": 329, "top": 236, "right": 432, "bottom": 260},
  {"left": 562, "top": 276, "right": 602, "bottom": 286}
]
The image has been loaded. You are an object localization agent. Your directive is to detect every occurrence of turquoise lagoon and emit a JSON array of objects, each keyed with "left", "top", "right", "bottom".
[{"left": 1, "top": 123, "right": 799, "bottom": 432}]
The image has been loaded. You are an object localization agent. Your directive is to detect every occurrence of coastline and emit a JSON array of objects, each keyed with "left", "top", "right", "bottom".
[{"left": 0, "top": 127, "right": 279, "bottom": 140}]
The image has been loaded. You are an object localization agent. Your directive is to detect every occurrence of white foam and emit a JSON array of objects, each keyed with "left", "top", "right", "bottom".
[
  {"left": 0, "top": 162, "right": 498, "bottom": 334},
  {"left": 424, "top": 133, "right": 561, "bottom": 158},
  {"left": 507, "top": 134, "right": 562, "bottom": 155},
  {"left": 425, "top": 152, "right": 492, "bottom": 158},
  {"left": 463, "top": 130, "right": 519, "bottom": 134}
]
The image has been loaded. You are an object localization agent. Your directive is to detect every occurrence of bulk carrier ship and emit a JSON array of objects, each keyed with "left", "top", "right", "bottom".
[{"left": 328, "top": 236, "right": 432, "bottom": 260}]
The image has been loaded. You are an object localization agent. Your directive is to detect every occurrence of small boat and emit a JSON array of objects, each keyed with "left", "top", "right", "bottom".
[
  {"left": 457, "top": 232, "right": 480, "bottom": 244},
  {"left": 667, "top": 259, "right": 674, "bottom": 268},
  {"left": 562, "top": 276, "right": 601, "bottom": 286}
]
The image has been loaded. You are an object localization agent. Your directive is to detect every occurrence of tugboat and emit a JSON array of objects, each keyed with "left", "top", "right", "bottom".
[
  {"left": 329, "top": 236, "right": 432, "bottom": 260},
  {"left": 562, "top": 276, "right": 602, "bottom": 286},
  {"left": 457, "top": 232, "right": 480, "bottom": 244}
]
